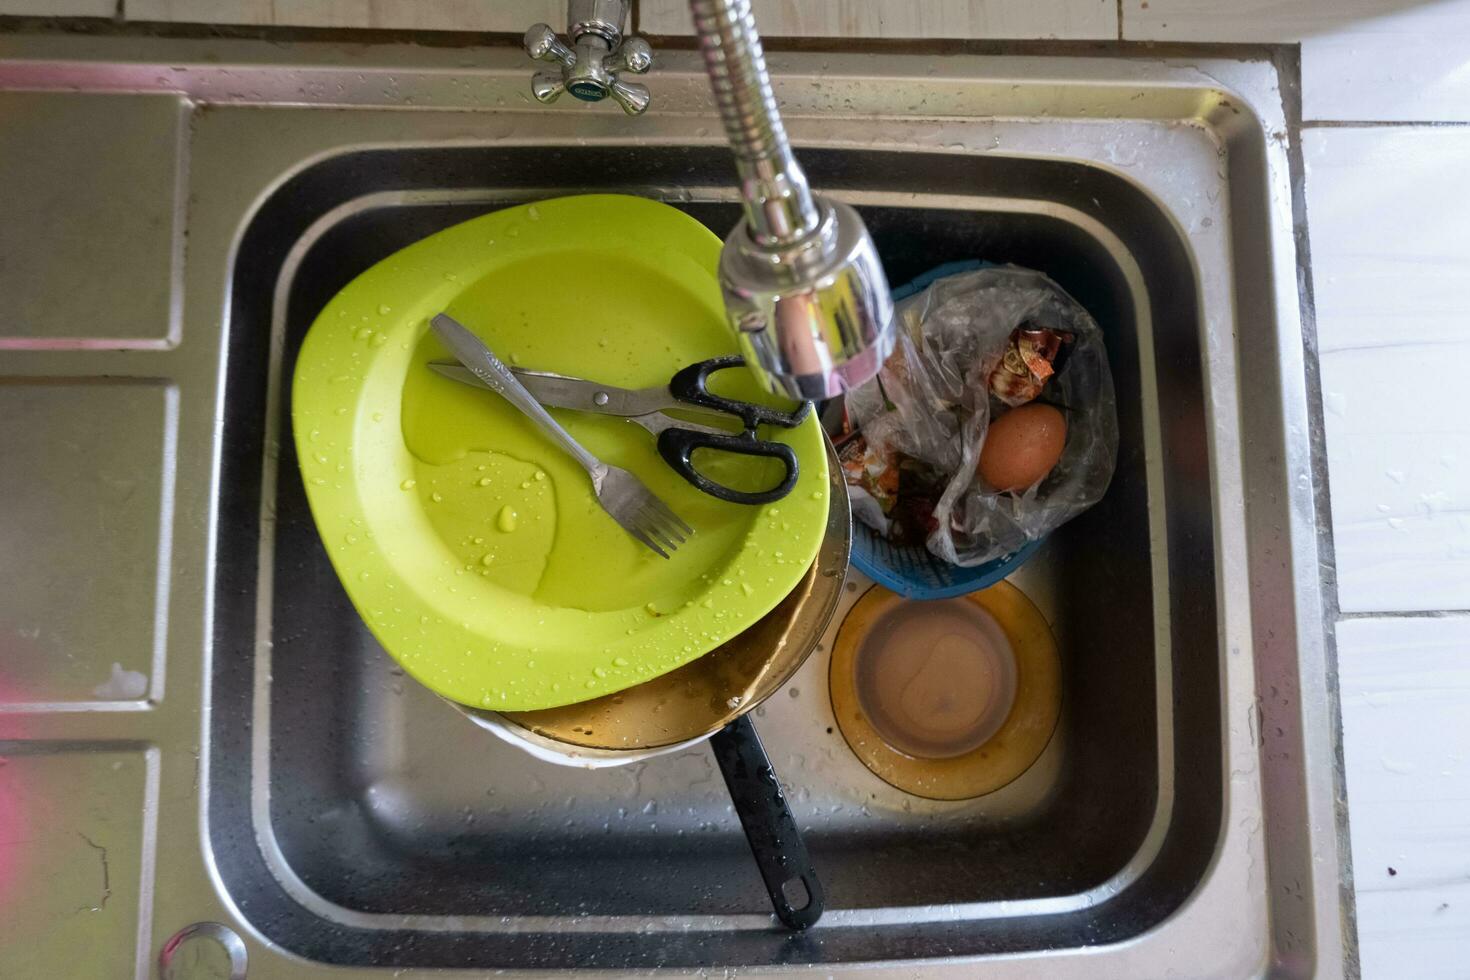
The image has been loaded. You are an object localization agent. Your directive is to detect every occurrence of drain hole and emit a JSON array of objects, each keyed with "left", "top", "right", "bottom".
[{"left": 781, "top": 876, "right": 811, "bottom": 911}]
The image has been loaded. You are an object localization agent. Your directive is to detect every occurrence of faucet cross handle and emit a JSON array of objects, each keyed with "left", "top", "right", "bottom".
[{"left": 523, "top": 0, "right": 653, "bottom": 116}]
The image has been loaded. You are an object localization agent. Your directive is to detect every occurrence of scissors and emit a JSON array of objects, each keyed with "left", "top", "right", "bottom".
[{"left": 429, "top": 355, "right": 811, "bottom": 505}]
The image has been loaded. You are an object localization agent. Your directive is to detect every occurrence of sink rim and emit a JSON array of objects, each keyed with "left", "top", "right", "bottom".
[{"left": 198, "top": 77, "right": 1315, "bottom": 975}]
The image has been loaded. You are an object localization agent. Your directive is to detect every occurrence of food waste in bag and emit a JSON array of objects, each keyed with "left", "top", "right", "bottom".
[{"left": 840, "top": 265, "right": 1119, "bottom": 567}]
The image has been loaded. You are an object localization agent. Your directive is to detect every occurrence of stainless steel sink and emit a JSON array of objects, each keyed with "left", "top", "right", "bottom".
[{"left": 0, "top": 34, "right": 1349, "bottom": 977}]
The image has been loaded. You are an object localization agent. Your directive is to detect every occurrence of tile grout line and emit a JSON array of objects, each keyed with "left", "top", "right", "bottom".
[
  {"left": 1304, "top": 119, "right": 1470, "bottom": 129},
  {"left": 1338, "top": 609, "right": 1470, "bottom": 621},
  {"left": 1277, "top": 43, "right": 1365, "bottom": 977}
]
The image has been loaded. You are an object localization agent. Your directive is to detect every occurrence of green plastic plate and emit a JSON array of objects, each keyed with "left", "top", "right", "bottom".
[{"left": 292, "top": 194, "right": 829, "bottom": 710}]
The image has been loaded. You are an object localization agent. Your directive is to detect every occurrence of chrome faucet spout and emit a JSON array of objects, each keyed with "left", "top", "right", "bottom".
[
  {"left": 688, "top": 0, "right": 819, "bottom": 246},
  {"left": 525, "top": 0, "right": 895, "bottom": 399}
]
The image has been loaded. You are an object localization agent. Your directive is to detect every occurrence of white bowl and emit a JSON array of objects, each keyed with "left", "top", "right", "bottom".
[{"left": 448, "top": 700, "right": 712, "bottom": 769}]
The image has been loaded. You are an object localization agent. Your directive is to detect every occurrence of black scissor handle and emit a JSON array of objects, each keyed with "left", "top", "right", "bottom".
[
  {"left": 656, "top": 428, "right": 799, "bottom": 506},
  {"left": 669, "top": 356, "right": 812, "bottom": 430}
]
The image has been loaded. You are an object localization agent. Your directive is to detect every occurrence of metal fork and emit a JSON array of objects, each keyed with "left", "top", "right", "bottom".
[{"left": 430, "top": 314, "right": 692, "bottom": 558}]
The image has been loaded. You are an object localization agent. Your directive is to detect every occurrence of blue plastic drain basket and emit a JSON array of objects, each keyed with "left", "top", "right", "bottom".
[{"left": 847, "top": 260, "right": 1044, "bottom": 600}]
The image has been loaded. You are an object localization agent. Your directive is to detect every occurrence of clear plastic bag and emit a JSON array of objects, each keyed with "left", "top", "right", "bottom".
[{"left": 845, "top": 265, "right": 1118, "bottom": 567}]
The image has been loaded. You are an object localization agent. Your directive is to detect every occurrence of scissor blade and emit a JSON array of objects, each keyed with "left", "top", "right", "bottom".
[
  {"left": 429, "top": 361, "right": 498, "bottom": 391},
  {"left": 429, "top": 360, "right": 676, "bottom": 417}
]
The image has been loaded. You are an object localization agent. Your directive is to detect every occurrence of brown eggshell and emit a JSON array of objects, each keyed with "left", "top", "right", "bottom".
[{"left": 977, "top": 403, "right": 1067, "bottom": 492}]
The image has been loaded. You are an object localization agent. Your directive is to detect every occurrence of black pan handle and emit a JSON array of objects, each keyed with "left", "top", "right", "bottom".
[
  {"left": 655, "top": 428, "right": 799, "bottom": 505},
  {"left": 709, "top": 714, "right": 825, "bottom": 930}
]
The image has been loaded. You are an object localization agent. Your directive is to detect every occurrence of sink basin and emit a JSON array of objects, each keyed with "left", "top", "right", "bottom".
[
  {"left": 223, "top": 145, "right": 1209, "bottom": 964},
  {"left": 114, "top": 44, "right": 1342, "bottom": 976}
]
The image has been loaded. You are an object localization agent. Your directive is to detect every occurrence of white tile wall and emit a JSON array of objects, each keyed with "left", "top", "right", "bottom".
[
  {"left": 1123, "top": 0, "right": 1424, "bottom": 41},
  {"left": 1339, "top": 616, "right": 1470, "bottom": 979},
  {"left": 640, "top": 0, "right": 1118, "bottom": 40},
  {"left": 1301, "top": 1, "right": 1470, "bottom": 122},
  {"left": 1306, "top": 126, "right": 1470, "bottom": 613},
  {"left": 125, "top": 0, "right": 560, "bottom": 31},
  {"left": 1125, "top": 0, "right": 1470, "bottom": 123},
  {"left": 0, "top": 0, "right": 113, "bottom": 15}
]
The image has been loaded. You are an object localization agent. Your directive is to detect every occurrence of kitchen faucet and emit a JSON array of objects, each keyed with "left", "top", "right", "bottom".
[{"left": 524, "top": 0, "right": 894, "bottom": 400}]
